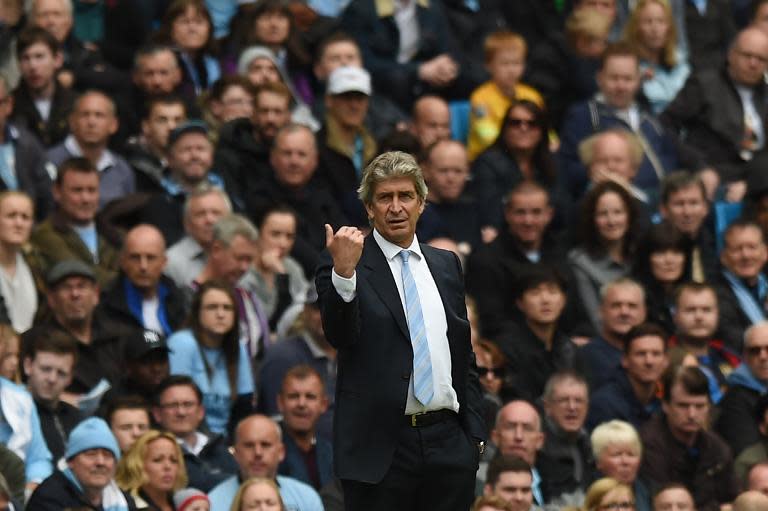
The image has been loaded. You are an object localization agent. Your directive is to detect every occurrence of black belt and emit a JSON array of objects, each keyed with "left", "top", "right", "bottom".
[{"left": 405, "top": 409, "right": 456, "bottom": 427}]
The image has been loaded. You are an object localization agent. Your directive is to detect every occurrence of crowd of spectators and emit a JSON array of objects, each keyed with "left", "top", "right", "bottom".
[{"left": 4, "top": 0, "right": 768, "bottom": 510}]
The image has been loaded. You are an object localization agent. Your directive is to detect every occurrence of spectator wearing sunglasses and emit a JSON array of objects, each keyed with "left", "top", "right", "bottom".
[{"left": 475, "top": 339, "right": 512, "bottom": 437}]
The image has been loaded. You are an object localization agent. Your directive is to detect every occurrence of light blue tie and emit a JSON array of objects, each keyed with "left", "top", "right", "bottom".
[{"left": 399, "top": 250, "right": 433, "bottom": 405}]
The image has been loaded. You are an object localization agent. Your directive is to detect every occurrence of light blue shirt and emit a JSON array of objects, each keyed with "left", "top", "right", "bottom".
[
  {"left": 308, "top": 0, "right": 351, "bottom": 17},
  {"left": 167, "top": 329, "right": 254, "bottom": 434},
  {"left": 208, "top": 475, "right": 323, "bottom": 511},
  {"left": 72, "top": 223, "right": 98, "bottom": 260}
]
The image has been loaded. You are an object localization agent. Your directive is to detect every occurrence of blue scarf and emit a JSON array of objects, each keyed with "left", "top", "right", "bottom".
[
  {"left": 723, "top": 270, "right": 767, "bottom": 324},
  {"left": 124, "top": 278, "right": 172, "bottom": 335}
]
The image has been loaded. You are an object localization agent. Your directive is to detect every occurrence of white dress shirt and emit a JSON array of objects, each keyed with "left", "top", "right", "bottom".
[{"left": 332, "top": 229, "right": 459, "bottom": 414}]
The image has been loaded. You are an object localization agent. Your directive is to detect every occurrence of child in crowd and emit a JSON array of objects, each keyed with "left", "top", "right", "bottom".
[{"left": 467, "top": 30, "right": 544, "bottom": 160}]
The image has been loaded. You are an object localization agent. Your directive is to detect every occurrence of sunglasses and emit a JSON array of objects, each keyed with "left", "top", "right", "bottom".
[
  {"left": 478, "top": 367, "right": 506, "bottom": 378},
  {"left": 507, "top": 118, "right": 541, "bottom": 129}
]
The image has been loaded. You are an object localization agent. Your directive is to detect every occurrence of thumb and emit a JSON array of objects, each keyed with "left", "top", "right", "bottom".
[{"left": 325, "top": 224, "right": 334, "bottom": 247}]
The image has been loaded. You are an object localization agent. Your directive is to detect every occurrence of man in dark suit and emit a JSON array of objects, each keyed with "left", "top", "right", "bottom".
[{"left": 316, "top": 151, "right": 485, "bottom": 510}]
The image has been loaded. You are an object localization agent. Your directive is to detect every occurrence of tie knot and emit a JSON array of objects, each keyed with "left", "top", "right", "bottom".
[{"left": 399, "top": 250, "right": 411, "bottom": 264}]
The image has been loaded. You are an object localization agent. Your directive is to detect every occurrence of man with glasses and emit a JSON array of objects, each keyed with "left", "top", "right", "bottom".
[
  {"left": 718, "top": 321, "right": 768, "bottom": 456},
  {"left": 151, "top": 375, "right": 238, "bottom": 492},
  {"left": 663, "top": 27, "right": 768, "bottom": 203},
  {"left": 538, "top": 371, "right": 594, "bottom": 506},
  {"left": 641, "top": 366, "right": 738, "bottom": 510}
]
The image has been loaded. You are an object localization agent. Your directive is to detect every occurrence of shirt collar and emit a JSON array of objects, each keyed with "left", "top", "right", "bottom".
[
  {"left": 373, "top": 228, "right": 423, "bottom": 262},
  {"left": 64, "top": 135, "right": 115, "bottom": 171}
]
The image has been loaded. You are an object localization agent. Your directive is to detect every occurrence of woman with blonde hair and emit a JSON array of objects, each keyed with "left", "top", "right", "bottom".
[
  {"left": 623, "top": 0, "right": 689, "bottom": 113},
  {"left": 591, "top": 421, "right": 650, "bottom": 511},
  {"left": 229, "top": 477, "right": 285, "bottom": 511},
  {"left": 0, "top": 324, "right": 20, "bottom": 382},
  {"left": 116, "top": 430, "right": 188, "bottom": 511},
  {"left": 583, "top": 477, "right": 635, "bottom": 511}
]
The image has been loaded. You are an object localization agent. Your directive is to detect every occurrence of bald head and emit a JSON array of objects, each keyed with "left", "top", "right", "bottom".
[
  {"left": 412, "top": 95, "right": 451, "bottom": 149},
  {"left": 729, "top": 28, "right": 768, "bottom": 86},
  {"left": 233, "top": 415, "right": 285, "bottom": 479},
  {"left": 734, "top": 491, "right": 768, "bottom": 511},
  {"left": 120, "top": 225, "right": 167, "bottom": 295},
  {"left": 491, "top": 401, "right": 544, "bottom": 465}
]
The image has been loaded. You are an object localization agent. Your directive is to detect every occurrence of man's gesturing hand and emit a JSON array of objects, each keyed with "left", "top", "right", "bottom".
[{"left": 326, "top": 224, "right": 364, "bottom": 278}]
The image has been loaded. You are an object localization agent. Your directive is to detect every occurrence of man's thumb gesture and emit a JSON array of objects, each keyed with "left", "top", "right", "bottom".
[{"left": 325, "top": 224, "right": 364, "bottom": 278}]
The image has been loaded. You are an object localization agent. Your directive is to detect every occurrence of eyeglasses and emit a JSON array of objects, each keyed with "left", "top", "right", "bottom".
[
  {"left": 159, "top": 401, "right": 198, "bottom": 410},
  {"left": 599, "top": 501, "right": 635, "bottom": 510},
  {"left": 478, "top": 367, "right": 506, "bottom": 378},
  {"left": 507, "top": 118, "right": 541, "bottom": 130},
  {"left": 746, "top": 345, "right": 768, "bottom": 356}
]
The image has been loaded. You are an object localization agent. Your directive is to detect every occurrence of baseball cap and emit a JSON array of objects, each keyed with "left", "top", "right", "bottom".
[
  {"left": 46, "top": 260, "right": 97, "bottom": 288},
  {"left": 167, "top": 120, "right": 208, "bottom": 148},
  {"left": 126, "top": 329, "right": 170, "bottom": 361},
  {"left": 327, "top": 66, "right": 371, "bottom": 96}
]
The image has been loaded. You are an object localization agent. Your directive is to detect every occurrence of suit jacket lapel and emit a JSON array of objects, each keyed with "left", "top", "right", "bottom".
[{"left": 361, "top": 236, "right": 410, "bottom": 340}]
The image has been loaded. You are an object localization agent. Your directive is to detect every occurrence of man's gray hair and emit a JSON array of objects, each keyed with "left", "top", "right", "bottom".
[
  {"left": 30, "top": 0, "right": 73, "bottom": 17},
  {"left": 744, "top": 321, "right": 768, "bottom": 350},
  {"left": 357, "top": 151, "right": 428, "bottom": 205},
  {"left": 599, "top": 277, "right": 645, "bottom": 302},
  {"left": 578, "top": 128, "right": 643, "bottom": 169},
  {"left": 183, "top": 183, "right": 232, "bottom": 220},
  {"left": 212, "top": 214, "right": 258, "bottom": 246}
]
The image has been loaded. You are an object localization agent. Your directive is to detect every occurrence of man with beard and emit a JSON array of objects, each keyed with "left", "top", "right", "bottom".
[
  {"left": 276, "top": 365, "right": 333, "bottom": 491},
  {"left": 668, "top": 283, "right": 740, "bottom": 403},
  {"left": 215, "top": 82, "right": 292, "bottom": 210}
]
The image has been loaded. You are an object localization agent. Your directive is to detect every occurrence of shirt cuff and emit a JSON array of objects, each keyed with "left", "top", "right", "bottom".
[{"left": 332, "top": 269, "right": 356, "bottom": 303}]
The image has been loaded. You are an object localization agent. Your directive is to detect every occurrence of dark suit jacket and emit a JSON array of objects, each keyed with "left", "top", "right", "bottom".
[{"left": 315, "top": 235, "right": 485, "bottom": 483}]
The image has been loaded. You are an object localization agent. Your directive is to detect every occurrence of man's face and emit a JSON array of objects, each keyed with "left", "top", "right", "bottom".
[
  {"left": 246, "top": 57, "right": 280, "bottom": 87},
  {"left": 661, "top": 185, "right": 708, "bottom": 236},
  {"left": 596, "top": 55, "right": 641, "bottom": 109},
  {"left": 277, "top": 375, "right": 328, "bottom": 436},
  {"left": 516, "top": 282, "right": 566, "bottom": 325},
  {"left": 596, "top": 443, "right": 640, "bottom": 485},
  {"left": 365, "top": 177, "right": 424, "bottom": 249},
  {"left": 622, "top": 335, "right": 668, "bottom": 385},
  {"left": 315, "top": 41, "right": 362, "bottom": 81},
  {"left": 184, "top": 192, "right": 229, "bottom": 246},
  {"left": 674, "top": 288, "right": 718, "bottom": 341},
  {"left": 745, "top": 325, "right": 768, "bottom": 381},
  {"left": 326, "top": 92, "right": 369, "bottom": 131},
  {"left": 258, "top": 212, "right": 296, "bottom": 260},
  {"left": 32, "top": 0, "right": 72, "bottom": 42},
  {"left": 70, "top": 94, "right": 117, "bottom": 147},
  {"left": 662, "top": 383, "right": 709, "bottom": 439},
  {"left": 424, "top": 143, "right": 469, "bottom": 202},
  {"left": 211, "top": 235, "right": 257, "bottom": 285},
  {"left": 0, "top": 193, "right": 33, "bottom": 247},
  {"left": 68, "top": 448, "right": 116, "bottom": 492},
  {"left": 128, "top": 350, "right": 169, "bottom": 388},
  {"left": 233, "top": 417, "right": 285, "bottom": 479},
  {"left": 134, "top": 51, "right": 182, "bottom": 95},
  {"left": 590, "top": 133, "right": 637, "bottom": 182},
  {"left": 110, "top": 409, "right": 149, "bottom": 453},
  {"left": 153, "top": 384, "right": 205, "bottom": 438},
  {"left": 19, "top": 42, "right": 61, "bottom": 93},
  {"left": 23, "top": 351, "right": 74, "bottom": 402},
  {"left": 728, "top": 29, "right": 768, "bottom": 86},
  {"left": 270, "top": 129, "right": 318, "bottom": 189},
  {"left": 491, "top": 402, "right": 544, "bottom": 465},
  {"left": 504, "top": 191, "right": 553, "bottom": 248},
  {"left": 168, "top": 132, "right": 213, "bottom": 185},
  {"left": 543, "top": 379, "right": 588, "bottom": 434},
  {"left": 142, "top": 103, "right": 186, "bottom": 154},
  {"left": 47, "top": 276, "right": 99, "bottom": 327},
  {"left": 485, "top": 471, "right": 533, "bottom": 511},
  {"left": 653, "top": 487, "right": 695, "bottom": 511},
  {"left": 120, "top": 229, "right": 167, "bottom": 293},
  {"left": 721, "top": 226, "right": 768, "bottom": 281},
  {"left": 412, "top": 98, "right": 451, "bottom": 148},
  {"left": 254, "top": 91, "right": 291, "bottom": 144},
  {"left": 600, "top": 284, "right": 646, "bottom": 338}
]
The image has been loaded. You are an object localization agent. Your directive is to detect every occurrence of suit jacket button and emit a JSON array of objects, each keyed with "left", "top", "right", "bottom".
[{"left": 401, "top": 373, "right": 410, "bottom": 380}]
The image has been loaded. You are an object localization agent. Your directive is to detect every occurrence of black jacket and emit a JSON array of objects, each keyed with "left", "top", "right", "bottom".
[
  {"left": 538, "top": 417, "right": 596, "bottom": 502},
  {"left": 11, "top": 82, "right": 75, "bottom": 148},
  {"left": 2, "top": 124, "right": 54, "bottom": 220},
  {"left": 183, "top": 433, "right": 239, "bottom": 493},
  {"left": 34, "top": 398, "right": 82, "bottom": 463},
  {"left": 27, "top": 470, "right": 137, "bottom": 511}
]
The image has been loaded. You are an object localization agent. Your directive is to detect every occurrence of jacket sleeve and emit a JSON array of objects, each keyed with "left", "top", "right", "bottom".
[
  {"left": 24, "top": 403, "right": 53, "bottom": 483},
  {"left": 716, "top": 389, "right": 762, "bottom": 456},
  {"left": 315, "top": 250, "right": 360, "bottom": 349},
  {"left": 660, "top": 74, "right": 709, "bottom": 172}
]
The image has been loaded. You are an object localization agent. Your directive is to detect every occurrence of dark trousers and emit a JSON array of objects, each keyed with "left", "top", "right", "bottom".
[{"left": 341, "top": 414, "right": 478, "bottom": 511}]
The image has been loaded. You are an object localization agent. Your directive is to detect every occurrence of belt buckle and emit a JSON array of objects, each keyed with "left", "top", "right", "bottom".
[{"left": 410, "top": 412, "right": 426, "bottom": 427}]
